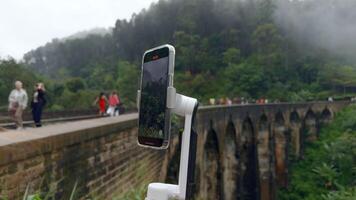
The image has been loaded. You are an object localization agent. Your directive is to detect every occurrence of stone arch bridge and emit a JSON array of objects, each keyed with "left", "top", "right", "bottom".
[
  {"left": 187, "top": 101, "right": 347, "bottom": 200},
  {"left": 0, "top": 101, "right": 349, "bottom": 199}
]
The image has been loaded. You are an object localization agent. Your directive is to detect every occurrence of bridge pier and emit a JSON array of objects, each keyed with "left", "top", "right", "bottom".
[
  {"left": 257, "top": 115, "right": 273, "bottom": 200},
  {"left": 273, "top": 113, "right": 289, "bottom": 188},
  {"left": 239, "top": 118, "right": 259, "bottom": 200},
  {"left": 289, "top": 111, "right": 302, "bottom": 158},
  {"left": 304, "top": 110, "right": 318, "bottom": 142},
  {"left": 222, "top": 121, "right": 239, "bottom": 200},
  {"left": 198, "top": 128, "right": 222, "bottom": 200}
]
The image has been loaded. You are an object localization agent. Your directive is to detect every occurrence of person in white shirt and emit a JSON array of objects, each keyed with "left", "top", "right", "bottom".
[{"left": 8, "top": 81, "right": 28, "bottom": 129}]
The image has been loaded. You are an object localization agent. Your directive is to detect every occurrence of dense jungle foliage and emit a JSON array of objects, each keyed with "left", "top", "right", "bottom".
[
  {"left": 1, "top": 0, "right": 356, "bottom": 110},
  {"left": 278, "top": 105, "right": 356, "bottom": 200}
]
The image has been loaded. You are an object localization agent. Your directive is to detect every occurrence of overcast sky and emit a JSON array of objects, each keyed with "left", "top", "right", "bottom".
[{"left": 0, "top": 0, "right": 158, "bottom": 60}]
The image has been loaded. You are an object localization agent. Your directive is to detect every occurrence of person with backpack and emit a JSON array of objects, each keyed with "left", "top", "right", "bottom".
[
  {"left": 8, "top": 81, "right": 28, "bottom": 129},
  {"left": 107, "top": 91, "right": 121, "bottom": 117},
  {"left": 31, "top": 83, "right": 46, "bottom": 127}
]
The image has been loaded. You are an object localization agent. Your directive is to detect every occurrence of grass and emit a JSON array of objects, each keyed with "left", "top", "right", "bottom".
[{"left": 116, "top": 185, "right": 147, "bottom": 200}]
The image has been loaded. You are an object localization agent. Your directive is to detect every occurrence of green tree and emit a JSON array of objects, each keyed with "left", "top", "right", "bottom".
[
  {"left": 0, "top": 59, "right": 37, "bottom": 107},
  {"left": 224, "top": 62, "right": 268, "bottom": 98},
  {"left": 116, "top": 61, "right": 139, "bottom": 107},
  {"left": 252, "top": 23, "right": 283, "bottom": 65},
  {"left": 223, "top": 48, "right": 241, "bottom": 65},
  {"left": 65, "top": 77, "right": 86, "bottom": 93}
]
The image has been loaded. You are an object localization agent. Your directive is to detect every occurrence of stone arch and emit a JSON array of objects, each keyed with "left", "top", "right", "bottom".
[
  {"left": 290, "top": 111, "right": 300, "bottom": 124},
  {"left": 274, "top": 111, "right": 289, "bottom": 188},
  {"left": 239, "top": 117, "right": 259, "bottom": 200},
  {"left": 289, "top": 111, "right": 302, "bottom": 157},
  {"left": 275, "top": 112, "right": 285, "bottom": 126},
  {"left": 200, "top": 128, "right": 222, "bottom": 200},
  {"left": 222, "top": 120, "right": 238, "bottom": 200},
  {"left": 304, "top": 109, "right": 317, "bottom": 141},
  {"left": 257, "top": 114, "right": 273, "bottom": 200},
  {"left": 259, "top": 114, "right": 268, "bottom": 131},
  {"left": 320, "top": 107, "right": 332, "bottom": 125}
]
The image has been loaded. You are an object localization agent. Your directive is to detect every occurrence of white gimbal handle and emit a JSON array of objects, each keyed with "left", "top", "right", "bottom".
[{"left": 145, "top": 88, "right": 198, "bottom": 200}]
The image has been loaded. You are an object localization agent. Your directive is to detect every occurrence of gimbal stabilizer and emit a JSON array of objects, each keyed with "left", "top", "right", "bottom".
[{"left": 145, "top": 86, "right": 198, "bottom": 200}]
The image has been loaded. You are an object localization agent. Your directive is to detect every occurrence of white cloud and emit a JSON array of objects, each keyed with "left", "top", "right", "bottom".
[{"left": 0, "top": 0, "right": 158, "bottom": 59}]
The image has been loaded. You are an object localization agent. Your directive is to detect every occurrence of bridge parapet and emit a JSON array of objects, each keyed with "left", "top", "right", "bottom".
[
  {"left": 0, "top": 114, "right": 166, "bottom": 199},
  {"left": 0, "top": 101, "right": 350, "bottom": 199}
]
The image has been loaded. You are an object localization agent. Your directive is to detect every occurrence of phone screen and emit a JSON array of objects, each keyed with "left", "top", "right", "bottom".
[{"left": 138, "top": 47, "right": 170, "bottom": 147}]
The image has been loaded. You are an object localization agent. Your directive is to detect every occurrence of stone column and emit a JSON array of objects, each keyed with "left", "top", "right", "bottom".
[
  {"left": 305, "top": 117, "right": 317, "bottom": 141},
  {"left": 239, "top": 120, "right": 258, "bottom": 200},
  {"left": 257, "top": 127, "right": 271, "bottom": 200},
  {"left": 320, "top": 109, "right": 332, "bottom": 125},
  {"left": 290, "top": 123, "right": 301, "bottom": 158},
  {"left": 198, "top": 129, "right": 222, "bottom": 200},
  {"left": 274, "top": 125, "right": 288, "bottom": 188},
  {"left": 223, "top": 124, "right": 239, "bottom": 200}
]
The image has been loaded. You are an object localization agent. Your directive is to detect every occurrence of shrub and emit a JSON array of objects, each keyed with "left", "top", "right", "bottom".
[{"left": 278, "top": 105, "right": 356, "bottom": 199}]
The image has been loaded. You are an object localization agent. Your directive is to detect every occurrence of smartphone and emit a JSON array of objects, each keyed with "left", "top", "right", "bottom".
[{"left": 137, "top": 44, "right": 175, "bottom": 149}]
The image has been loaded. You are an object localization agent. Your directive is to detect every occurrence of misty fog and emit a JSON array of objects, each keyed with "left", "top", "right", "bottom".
[{"left": 274, "top": 0, "right": 356, "bottom": 62}]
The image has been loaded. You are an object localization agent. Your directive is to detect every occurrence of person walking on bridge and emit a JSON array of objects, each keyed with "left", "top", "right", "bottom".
[
  {"left": 8, "top": 81, "right": 28, "bottom": 129},
  {"left": 94, "top": 92, "right": 108, "bottom": 116},
  {"left": 31, "top": 83, "right": 46, "bottom": 127},
  {"left": 107, "top": 91, "right": 120, "bottom": 117}
]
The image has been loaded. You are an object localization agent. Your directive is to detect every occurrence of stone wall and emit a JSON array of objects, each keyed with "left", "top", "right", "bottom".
[{"left": 0, "top": 114, "right": 166, "bottom": 199}]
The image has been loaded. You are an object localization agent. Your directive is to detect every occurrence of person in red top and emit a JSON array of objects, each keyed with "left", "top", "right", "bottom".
[
  {"left": 94, "top": 92, "right": 108, "bottom": 116},
  {"left": 107, "top": 91, "right": 121, "bottom": 117}
]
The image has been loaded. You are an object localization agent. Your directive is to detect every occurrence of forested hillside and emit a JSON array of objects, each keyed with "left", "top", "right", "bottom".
[{"left": 1, "top": 0, "right": 355, "bottom": 110}]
